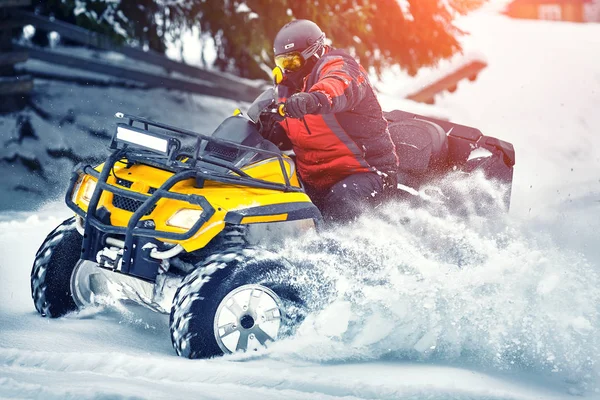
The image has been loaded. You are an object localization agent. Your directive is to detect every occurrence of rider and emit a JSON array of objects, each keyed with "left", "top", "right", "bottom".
[{"left": 266, "top": 19, "right": 399, "bottom": 223}]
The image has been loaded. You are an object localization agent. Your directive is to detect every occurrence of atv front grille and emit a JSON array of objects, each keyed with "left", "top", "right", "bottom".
[
  {"left": 111, "top": 178, "right": 158, "bottom": 214},
  {"left": 112, "top": 195, "right": 157, "bottom": 215}
]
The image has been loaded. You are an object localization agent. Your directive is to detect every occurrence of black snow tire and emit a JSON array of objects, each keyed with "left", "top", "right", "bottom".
[
  {"left": 169, "top": 248, "right": 303, "bottom": 359},
  {"left": 30, "top": 216, "right": 83, "bottom": 318}
]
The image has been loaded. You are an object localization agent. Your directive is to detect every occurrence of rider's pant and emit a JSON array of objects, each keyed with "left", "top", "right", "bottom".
[{"left": 305, "top": 172, "right": 386, "bottom": 223}]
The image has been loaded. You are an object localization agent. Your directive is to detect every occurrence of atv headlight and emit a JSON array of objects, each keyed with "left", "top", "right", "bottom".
[
  {"left": 80, "top": 179, "right": 97, "bottom": 205},
  {"left": 166, "top": 208, "right": 204, "bottom": 230},
  {"left": 71, "top": 175, "right": 84, "bottom": 204}
]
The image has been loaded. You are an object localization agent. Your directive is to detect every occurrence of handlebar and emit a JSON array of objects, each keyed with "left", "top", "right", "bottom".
[{"left": 260, "top": 102, "right": 286, "bottom": 121}]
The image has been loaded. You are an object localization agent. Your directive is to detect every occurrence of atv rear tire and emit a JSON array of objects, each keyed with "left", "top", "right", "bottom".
[
  {"left": 31, "top": 217, "right": 82, "bottom": 318},
  {"left": 169, "top": 248, "right": 303, "bottom": 359}
]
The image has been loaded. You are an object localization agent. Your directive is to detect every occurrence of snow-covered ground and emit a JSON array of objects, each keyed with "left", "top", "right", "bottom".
[{"left": 2, "top": 7, "right": 600, "bottom": 400}]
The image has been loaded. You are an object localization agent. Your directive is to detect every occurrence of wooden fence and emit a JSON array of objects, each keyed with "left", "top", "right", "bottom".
[{"left": 406, "top": 60, "right": 487, "bottom": 105}]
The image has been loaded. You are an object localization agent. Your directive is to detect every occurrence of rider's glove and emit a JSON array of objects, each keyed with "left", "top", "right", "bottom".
[{"left": 285, "top": 92, "right": 321, "bottom": 119}]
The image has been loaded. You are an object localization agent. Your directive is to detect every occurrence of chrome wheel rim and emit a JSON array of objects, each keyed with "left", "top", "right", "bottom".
[
  {"left": 214, "top": 284, "right": 283, "bottom": 354},
  {"left": 70, "top": 260, "right": 98, "bottom": 308}
]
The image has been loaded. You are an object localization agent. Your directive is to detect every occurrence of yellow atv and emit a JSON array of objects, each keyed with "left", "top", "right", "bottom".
[
  {"left": 30, "top": 87, "right": 515, "bottom": 359},
  {"left": 30, "top": 88, "right": 321, "bottom": 358}
]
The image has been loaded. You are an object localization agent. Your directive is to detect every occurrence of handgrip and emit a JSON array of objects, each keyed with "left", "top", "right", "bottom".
[{"left": 277, "top": 103, "right": 286, "bottom": 117}]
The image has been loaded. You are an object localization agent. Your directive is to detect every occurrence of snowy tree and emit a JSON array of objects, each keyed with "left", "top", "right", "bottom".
[
  {"left": 31, "top": 0, "right": 484, "bottom": 79},
  {"left": 186, "top": 0, "right": 485, "bottom": 78},
  {"left": 28, "top": 0, "right": 190, "bottom": 52}
]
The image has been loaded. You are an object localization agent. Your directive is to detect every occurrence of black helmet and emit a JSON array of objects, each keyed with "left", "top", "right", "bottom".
[{"left": 273, "top": 19, "right": 325, "bottom": 72}]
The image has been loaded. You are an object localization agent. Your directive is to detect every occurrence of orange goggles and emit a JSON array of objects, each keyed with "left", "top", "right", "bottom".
[{"left": 274, "top": 52, "right": 305, "bottom": 72}]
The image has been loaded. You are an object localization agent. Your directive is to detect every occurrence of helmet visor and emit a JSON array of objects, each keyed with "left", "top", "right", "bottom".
[{"left": 275, "top": 52, "right": 304, "bottom": 72}]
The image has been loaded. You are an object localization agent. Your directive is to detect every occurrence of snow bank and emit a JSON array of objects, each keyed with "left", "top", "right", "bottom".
[
  {"left": 0, "top": 72, "right": 240, "bottom": 212},
  {"left": 431, "top": 12, "right": 600, "bottom": 221}
]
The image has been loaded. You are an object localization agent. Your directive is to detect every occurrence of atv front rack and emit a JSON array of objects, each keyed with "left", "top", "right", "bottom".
[
  {"left": 65, "top": 113, "right": 305, "bottom": 274},
  {"left": 111, "top": 112, "right": 301, "bottom": 192}
]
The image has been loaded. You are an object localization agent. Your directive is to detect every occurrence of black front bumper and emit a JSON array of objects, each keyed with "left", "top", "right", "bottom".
[{"left": 65, "top": 151, "right": 215, "bottom": 278}]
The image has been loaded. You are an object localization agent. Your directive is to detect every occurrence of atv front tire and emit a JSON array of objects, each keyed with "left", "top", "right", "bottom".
[
  {"left": 169, "top": 248, "right": 303, "bottom": 359},
  {"left": 31, "top": 217, "right": 82, "bottom": 318}
]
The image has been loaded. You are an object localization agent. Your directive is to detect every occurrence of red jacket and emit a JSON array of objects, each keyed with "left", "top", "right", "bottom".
[{"left": 278, "top": 48, "right": 398, "bottom": 190}]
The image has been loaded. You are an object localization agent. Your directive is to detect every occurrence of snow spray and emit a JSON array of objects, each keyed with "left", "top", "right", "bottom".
[{"left": 264, "top": 172, "right": 600, "bottom": 391}]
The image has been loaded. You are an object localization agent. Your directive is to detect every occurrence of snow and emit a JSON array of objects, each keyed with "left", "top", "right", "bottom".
[
  {"left": 2, "top": 6, "right": 600, "bottom": 400},
  {"left": 166, "top": 28, "right": 217, "bottom": 68},
  {"left": 397, "top": 183, "right": 420, "bottom": 196},
  {"left": 468, "top": 147, "right": 494, "bottom": 161},
  {"left": 2, "top": 193, "right": 598, "bottom": 398}
]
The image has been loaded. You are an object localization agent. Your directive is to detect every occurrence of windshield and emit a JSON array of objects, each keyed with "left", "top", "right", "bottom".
[
  {"left": 246, "top": 88, "right": 276, "bottom": 123},
  {"left": 197, "top": 115, "right": 280, "bottom": 173}
]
